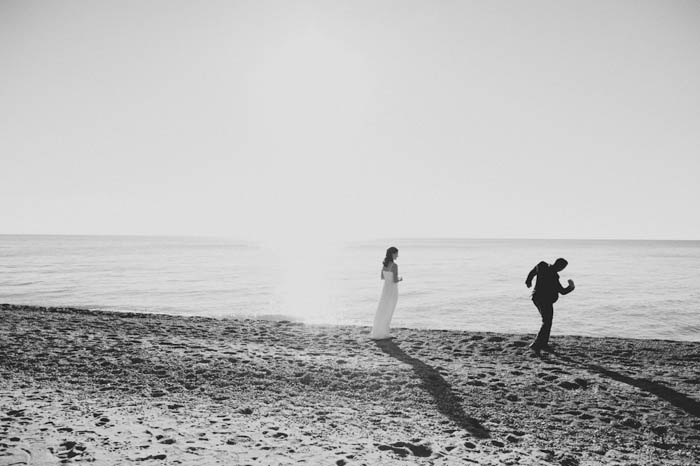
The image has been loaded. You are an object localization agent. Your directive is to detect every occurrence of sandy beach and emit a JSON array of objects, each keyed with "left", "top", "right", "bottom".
[{"left": 1, "top": 304, "right": 699, "bottom": 465}]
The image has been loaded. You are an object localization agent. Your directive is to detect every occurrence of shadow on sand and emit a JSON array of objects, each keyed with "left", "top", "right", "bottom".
[
  {"left": 375, "top": 339, "right": 489, "bottom": 438},
  {"left": 556, "top": 354, "right": 700, "bottom": 418}
]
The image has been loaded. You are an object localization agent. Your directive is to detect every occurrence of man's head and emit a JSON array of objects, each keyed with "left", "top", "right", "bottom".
[{"left": 553, "top": 258, "right": 568, "bottom": 272}]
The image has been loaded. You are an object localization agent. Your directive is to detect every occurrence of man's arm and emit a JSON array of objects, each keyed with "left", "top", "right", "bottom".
[
  {"left": 559, "top": 279, "right": 575, "bottom": 295},
  {"left": 525, "top": 265, "right": 538, "bottom": 288}
]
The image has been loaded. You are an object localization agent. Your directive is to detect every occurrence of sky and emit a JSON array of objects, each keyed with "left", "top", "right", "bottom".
[{"left": 1, "top": 0, "right": 699, "bottom": 242}]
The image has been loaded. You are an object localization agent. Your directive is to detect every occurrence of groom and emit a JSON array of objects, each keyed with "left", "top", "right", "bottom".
[{"left": 525, "top": 258, "right": 575, "bottom": 354}]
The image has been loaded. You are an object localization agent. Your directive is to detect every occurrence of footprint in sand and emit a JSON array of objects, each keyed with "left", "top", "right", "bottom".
[
  {"left": 95, "top": 416, "right": 111, "bottom": 427},
  {"left": 558, "top": 381, "right": 580, "bottom": 390},
  {"left": 54, "top": 440, "right": 88, "bottom": 461},
  {"left": 377, "top": 441, "right": 432, "bottom": 458}
]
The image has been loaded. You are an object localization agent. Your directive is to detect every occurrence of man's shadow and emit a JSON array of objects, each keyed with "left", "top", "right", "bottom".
[
  {"left": 374, "top": 339, "right": 489, "bottom": 438},
  {"left": 554, "top": 354, "right": 700, "bottom": 418}
]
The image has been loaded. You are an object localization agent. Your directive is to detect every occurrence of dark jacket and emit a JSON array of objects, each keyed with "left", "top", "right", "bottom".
[{"left": 527, "top": 261, "right": 573, "bottom": 304}]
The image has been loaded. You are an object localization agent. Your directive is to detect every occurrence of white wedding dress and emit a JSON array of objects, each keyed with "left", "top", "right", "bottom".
[{"left": 370, "top": 270, "right": 399, "bottom": 339}]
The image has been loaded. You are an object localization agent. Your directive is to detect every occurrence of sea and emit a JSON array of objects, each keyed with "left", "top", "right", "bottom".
[{"left": 1, "top": 235, "right": 699, "bottom": 342}]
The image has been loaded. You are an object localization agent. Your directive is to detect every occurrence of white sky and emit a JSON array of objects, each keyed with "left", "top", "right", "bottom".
[{"left": 1, "top": 0, "right": 699, "bottom": 241}]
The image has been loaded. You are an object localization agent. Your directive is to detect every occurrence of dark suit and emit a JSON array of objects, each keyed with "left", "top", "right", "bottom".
[{"left": 526, "top": 261, "right": 574, "bottom": 349}]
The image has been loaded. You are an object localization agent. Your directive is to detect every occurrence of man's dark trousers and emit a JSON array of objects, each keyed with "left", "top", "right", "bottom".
[{"left": 532, "top": 299, "right": 554, "bottom": 349}]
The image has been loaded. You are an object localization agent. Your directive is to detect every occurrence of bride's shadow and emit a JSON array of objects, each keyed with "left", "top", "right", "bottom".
[{"left": 374, "top": 339, "right": 489, "bottom": 439}]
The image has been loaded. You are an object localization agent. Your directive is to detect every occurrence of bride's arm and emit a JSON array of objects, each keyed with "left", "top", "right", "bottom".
[{"left": 393, "top": 263, "right": 402, "bottom": 283}]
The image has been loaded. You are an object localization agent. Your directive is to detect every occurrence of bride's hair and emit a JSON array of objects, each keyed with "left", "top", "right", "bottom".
[{"left": 382, "top": 247, "right": 399, "bottom": 268}]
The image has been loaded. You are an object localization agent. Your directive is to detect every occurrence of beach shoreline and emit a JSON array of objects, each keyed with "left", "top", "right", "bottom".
[{"left": 1, "top": 304, "right": 699, "bottom": 465}]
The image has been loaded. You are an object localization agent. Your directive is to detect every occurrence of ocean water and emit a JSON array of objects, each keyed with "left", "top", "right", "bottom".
[{"left": 1, "top": 235, "right": 699, "bottom": 342}]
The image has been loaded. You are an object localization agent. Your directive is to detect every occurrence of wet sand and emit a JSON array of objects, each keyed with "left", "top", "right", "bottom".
[{"left": 1, "top": 304, "right": 699, "bottom": 465}]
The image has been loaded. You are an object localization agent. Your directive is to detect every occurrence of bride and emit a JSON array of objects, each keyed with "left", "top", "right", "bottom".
[{"left": 370, "top": 246, "right": 402, "bottom": 340}]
